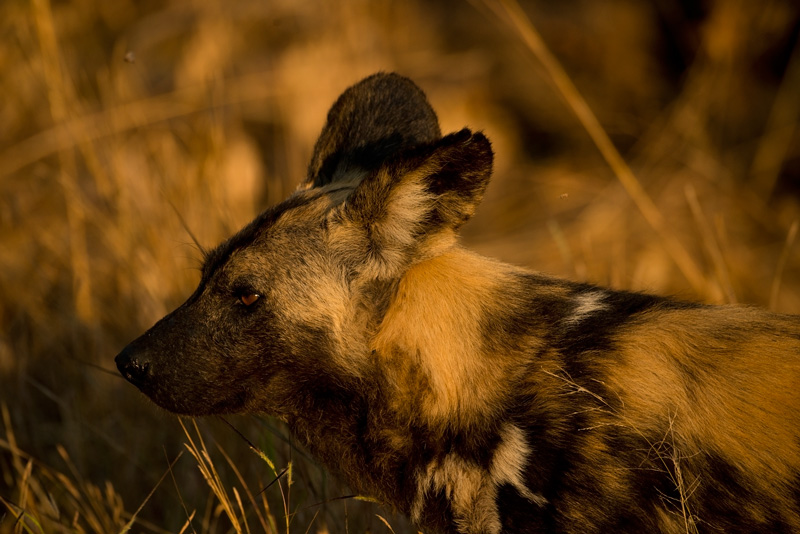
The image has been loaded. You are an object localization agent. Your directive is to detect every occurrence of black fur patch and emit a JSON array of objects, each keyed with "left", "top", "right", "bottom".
[{"left": 497, "top": 483, "right": 550, "bottom": 534}]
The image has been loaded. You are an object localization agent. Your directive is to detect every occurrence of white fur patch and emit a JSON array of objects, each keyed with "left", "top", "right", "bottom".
[
  {"left": 491, "top": 424, "right": 547, "bottom": 507},
  {"left": 411, "top": 453, "right": 502, "bottom": 534},
  {"left": 366, "top": 169, "right": 433, "bottom": 279},
  {"left": 410, "top": 424, "right": 545, "bottom": 534},
  {"left": 566, "top": 291, "right": 607, "bottom": 324}
]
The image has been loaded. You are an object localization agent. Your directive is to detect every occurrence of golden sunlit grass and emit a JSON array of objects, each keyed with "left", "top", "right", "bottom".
[
  {"left": 1, "top": 0, "right": 798, "bottom": 532},
  {"left": 484, "top": 0, "right": 708, "bottom": 293},
  {"left": 1, "top": 404, "right": 128, "bottom": 534}
]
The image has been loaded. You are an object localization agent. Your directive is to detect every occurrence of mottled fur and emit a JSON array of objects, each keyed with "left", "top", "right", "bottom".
[{"left": 117, "top": 73, "right": 800, "bottom": 534}]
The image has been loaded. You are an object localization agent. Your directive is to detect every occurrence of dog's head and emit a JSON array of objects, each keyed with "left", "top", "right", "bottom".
[{"left": 115, "top": 73, "right": 493, "bottom": 416}]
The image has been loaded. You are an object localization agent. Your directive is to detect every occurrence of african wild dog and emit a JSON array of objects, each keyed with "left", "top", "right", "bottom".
[{"left": 116, "top": 72, "right": 800, "bottom": 534}]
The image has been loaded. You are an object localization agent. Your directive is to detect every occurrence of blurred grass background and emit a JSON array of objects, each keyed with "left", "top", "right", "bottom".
[{"left": 1, "top": 0, "right": 799, "bottom": 532}]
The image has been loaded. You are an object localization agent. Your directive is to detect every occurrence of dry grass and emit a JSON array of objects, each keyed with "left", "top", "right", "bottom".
[{"left": 1, "top": 0, "right": 799, "bottom": 532}]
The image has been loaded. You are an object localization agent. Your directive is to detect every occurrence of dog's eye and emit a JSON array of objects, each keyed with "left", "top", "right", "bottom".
[{"left": 239, "top": 293, "right": 260, "bottom": 306}]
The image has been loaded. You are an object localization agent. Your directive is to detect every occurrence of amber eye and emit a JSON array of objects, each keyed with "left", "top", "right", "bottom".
[{"left": 239, "top": 293, "right": 260, "bottom": 306}]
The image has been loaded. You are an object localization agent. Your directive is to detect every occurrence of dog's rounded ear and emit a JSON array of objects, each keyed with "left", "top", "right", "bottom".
[
  {"left": 304, "top": 73, "right": 441, "bottom": 189},
  {"left": 343, "top": 129, "right": 493, "bottom": 231},
  {"left": 327, "top": 129, "right": 493, "bottom": 279},
  {"left": 414, "top": 129, "right": 494, "bottom": 229}
]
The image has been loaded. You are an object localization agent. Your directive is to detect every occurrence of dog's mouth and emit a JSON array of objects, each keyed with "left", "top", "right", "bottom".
[{"left": 115, "top": 348, "right": 253, "bottom": 416}]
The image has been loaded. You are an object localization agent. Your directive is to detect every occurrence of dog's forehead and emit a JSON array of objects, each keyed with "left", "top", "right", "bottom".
[{"left": 200, "top": 186, "right": 350, "bottom": 282}]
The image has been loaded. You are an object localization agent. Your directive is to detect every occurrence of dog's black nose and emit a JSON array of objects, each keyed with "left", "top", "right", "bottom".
[{"left": 115, "top": 346, "right": 152, "bottom": 387}]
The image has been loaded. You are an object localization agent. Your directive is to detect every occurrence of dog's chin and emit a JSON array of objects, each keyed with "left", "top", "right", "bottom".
[{"left": 142, "top": 387, "right": 251, "bottom": 417}]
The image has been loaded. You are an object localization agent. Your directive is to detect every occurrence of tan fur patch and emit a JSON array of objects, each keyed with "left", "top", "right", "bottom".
[
  {"left": 606, "top": 307, "right": 800, "bottom": 512},
  {"left": 371, "top": 247, "right": 524, "bottom": 424}
]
